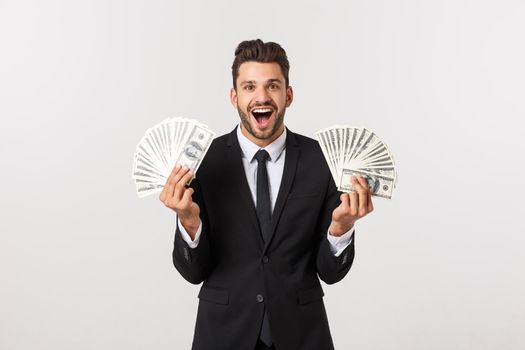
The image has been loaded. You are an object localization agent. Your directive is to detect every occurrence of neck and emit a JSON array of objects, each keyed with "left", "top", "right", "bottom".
[{"left": 240, "top": 124, "right": 285, "bottom": 148}]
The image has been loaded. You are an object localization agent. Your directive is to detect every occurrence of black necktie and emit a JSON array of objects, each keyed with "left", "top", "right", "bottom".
[
  {"left": 254, "top": 149, "right": 272, "bottom": 242},
  {"left": 254, "top": 149, "right": 273, "bottom": 347}
]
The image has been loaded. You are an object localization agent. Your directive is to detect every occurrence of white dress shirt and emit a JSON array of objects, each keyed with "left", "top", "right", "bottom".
[{"left": 177, "top": 125, "right": 354, "bottom": 256}]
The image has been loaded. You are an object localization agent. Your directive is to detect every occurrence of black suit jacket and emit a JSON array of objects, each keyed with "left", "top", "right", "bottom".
[{"left": 173, "top": 128, "right": 355, "bottom": 350}]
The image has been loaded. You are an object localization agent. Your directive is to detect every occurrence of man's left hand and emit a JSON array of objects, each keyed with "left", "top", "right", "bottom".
[{"left": 329, "top": 175, "right": 374, "bottom": 236}]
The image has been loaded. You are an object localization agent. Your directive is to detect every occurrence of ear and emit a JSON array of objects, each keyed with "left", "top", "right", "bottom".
[
  {"left": 285, "top": 85, "right": 294, "bottom": 107},
  {"left": 230, "top": 88, "right": 238, "bottom": 108}
]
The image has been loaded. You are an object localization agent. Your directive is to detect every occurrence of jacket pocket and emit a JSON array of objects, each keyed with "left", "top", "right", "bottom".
[
  {"left": 198, "top": 285, "right": 229, "bottom": 305},
  {"left": 297, "top": 285, "right": 325, "bottom": 305}
]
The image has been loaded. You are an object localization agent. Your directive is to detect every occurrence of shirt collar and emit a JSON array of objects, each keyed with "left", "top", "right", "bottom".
[{"left": 236, "top": 124, "right": 287, "bottom": 163}]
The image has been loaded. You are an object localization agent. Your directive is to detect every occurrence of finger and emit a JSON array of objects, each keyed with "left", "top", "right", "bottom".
[
  {"left": 184, "top": 169, "right": 194, "bottom": 185},
  {"left": 350, "top": 175, "right": 363, "bottom": 191},
  {"left": 161, "top": 165, "right": 181, "bottom": 201},
  {"left": 357, "top": 190, "right": 368, "bottom": 217},
  {"left": 172, "top": 169, "right": 194, "bottom": 202},
  {"left": 159, "top": 188, "right": 167, "bottom": 203},
  {"left": 168, "top": 165, "right": 188, "bottom": 186},
  {"left": 357, "top": 175, "right": 373, "bottom": 214},
  {"left": 348, "top": 176, "right": 356, "bottom": 190},
  {"left": 355, "top": 176, "right": 369, "bottom": 216},
  {"left": 162, "top": 165, "right": 182, "bottom": 200},
  {"left": 179, "top": 187, "right": 195, "bottom": 208},
  {"left": 160, "top": 181, "right": 173, "bottom": 203},
  {"left": 339, "top": 193, "right": 350, "bottom": 209},
  {"left": 165, "top": 164, "right": 182, "bottom": 185},
  {"left": 169, "top": 166, "right": 191, "bottom": 199},
  {"left": 348, "top": 191, "right": 359, "bottom": 217},
  {"left": 351, "top": 177, "right": 367, "bottom": 207},
  {"left": 333, "top": 193, "right": 349, "bottom": 221},
  {"left": 356, "top": 175, "right": 369, "bottom": 191},
  {"left": 353, "top": 176, "right": 370, "bottom": 215},
  {"left": 367, "top": 189, "right": 374, "bottom": 212}
]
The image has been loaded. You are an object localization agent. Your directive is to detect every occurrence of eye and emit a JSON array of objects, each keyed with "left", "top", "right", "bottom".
[
  {"left": 269, "top": 83, "right": 279, "bottom": 90},
  {"left": 244, "top": 85, "right": 255, "bottom": 91}
]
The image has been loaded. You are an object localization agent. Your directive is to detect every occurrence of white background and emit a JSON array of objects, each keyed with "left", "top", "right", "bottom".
[{"left": 1, "top": 0, "right": 524, "bottom": 349}]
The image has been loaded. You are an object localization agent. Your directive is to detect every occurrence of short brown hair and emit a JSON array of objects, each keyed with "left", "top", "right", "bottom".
[{"left": 231, "top": 39, "right": 290, "bottom": 89}]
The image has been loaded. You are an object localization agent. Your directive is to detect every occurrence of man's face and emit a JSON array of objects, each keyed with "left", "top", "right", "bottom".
[{"left": 230, "top": 61, "right": 293, "bottom": 146}]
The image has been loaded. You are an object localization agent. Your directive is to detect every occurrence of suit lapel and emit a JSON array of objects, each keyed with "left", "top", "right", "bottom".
[
  {"left": 264, "top": 129, "right": 300, "bottom": 253},
  {"left": 226, "top": 128, "right": 265, "bottom": 247}
]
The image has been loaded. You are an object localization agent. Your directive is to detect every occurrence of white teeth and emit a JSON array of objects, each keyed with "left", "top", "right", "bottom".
[{"left": 252, "top": 108, "right": 272, "bottom": 113}]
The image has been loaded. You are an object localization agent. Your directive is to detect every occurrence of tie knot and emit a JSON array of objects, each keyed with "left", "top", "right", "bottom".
[{"left": 254, "top": 149, "right": 270, "bottom": 163}]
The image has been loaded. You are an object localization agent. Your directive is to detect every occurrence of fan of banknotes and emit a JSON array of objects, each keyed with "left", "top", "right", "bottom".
[
  {"left": 316, "top": 125, "right": 398, "bottom": 199},
  {"left": 132, "top": 117, "right": 215, "bottom": 198}
]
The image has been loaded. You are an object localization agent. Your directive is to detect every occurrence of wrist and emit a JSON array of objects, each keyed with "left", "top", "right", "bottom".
[
  {"left": 179, "top": 216, "right": 201, "bottom": 238},
  {"left": 329, "top": 221, "right": 354, "bottom": 237}
]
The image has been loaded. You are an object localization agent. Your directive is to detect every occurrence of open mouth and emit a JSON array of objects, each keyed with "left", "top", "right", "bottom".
[{"left": 251, "top": 107, "right": 274, "bottom": 127}]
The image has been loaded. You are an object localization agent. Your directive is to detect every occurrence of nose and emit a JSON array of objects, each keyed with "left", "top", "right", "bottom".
[{"left": 254, "top": 86, "right": 271, "bottom": 104}]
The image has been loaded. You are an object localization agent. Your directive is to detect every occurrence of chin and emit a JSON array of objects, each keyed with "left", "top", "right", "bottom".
[{"left": 239, "top": 106, "right": 285, "bottom": 142}]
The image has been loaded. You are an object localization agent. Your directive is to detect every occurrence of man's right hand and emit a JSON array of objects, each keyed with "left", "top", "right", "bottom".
[{"left": 159, "top": 165, "right": 201, "bottom": 239}]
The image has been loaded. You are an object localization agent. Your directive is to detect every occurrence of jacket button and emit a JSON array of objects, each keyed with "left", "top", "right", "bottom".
[
  {"left": 262, "top": 256, "right": 269, "bottom": 263},
  {"left": 256, "top": 294, "right": 264, "bottom": 303}
]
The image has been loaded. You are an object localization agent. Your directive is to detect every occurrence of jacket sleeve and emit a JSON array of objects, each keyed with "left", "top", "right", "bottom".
[
  {"left": 315, "top": 179, "right": 356, "bottom": 285},
  {"left": 172, "top": 177, "right": 213, "bottom": 285}
]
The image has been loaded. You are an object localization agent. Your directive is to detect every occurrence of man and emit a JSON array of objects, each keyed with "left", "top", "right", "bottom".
[{"left": 160, "top": 39, "right": 373, "bottom": 350}]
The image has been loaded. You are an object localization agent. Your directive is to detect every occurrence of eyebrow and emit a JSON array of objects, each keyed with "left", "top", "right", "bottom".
[
  {"left": 239, "top": 80, "right": 256, "bottom": 87},
  {"left": 266, "top": 79, "right": 282, "bottom": 85},
  {"left": 239, "top": 79, "right": 283, "bottom": 86}
]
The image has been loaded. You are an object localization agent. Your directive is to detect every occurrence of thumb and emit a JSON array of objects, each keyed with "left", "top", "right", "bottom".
[
  {"left": 180, "top": 187, "right": 195, "bottom": 206},
  {"left": 339, "top": 193, "right": 350, "bottom": 208}
]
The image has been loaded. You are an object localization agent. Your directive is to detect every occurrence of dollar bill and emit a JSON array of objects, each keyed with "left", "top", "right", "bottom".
[
  {"left": 174, "top": 124, "right": 215, "bottom": 174},
  {"left": 132, "top": 117, "right": 216, "bottom": 198},
  {"left": 339, "top": 169, "right": 395, "bottom": 199},
  {"left": 316, "top": 125, "right": 398, "bottom": 199},
  {"left": 135, "top": 181, "right": 165, "bottom": 198}
]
